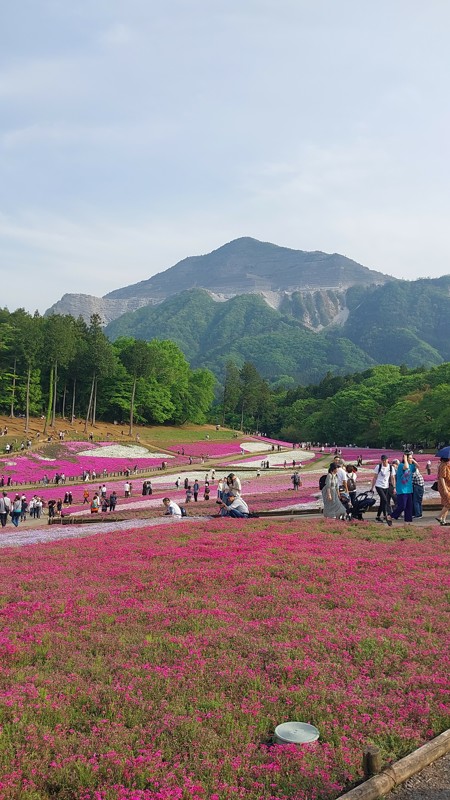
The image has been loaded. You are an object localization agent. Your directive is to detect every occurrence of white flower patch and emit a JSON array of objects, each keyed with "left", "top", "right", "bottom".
[
  {"left": 231, "top": 449, "right": 316, "bottom": 466},
  {"left": 77, "top": 445, "right": 174, "bottom": 459},
  {"left": 34, "top": 456, "right": 56, "bottom": 462},
  {"left": 239, "top": 442, "right": 273, "bottom": 452}
]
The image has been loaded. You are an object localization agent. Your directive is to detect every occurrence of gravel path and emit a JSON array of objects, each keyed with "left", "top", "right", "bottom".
[
  {"left": 0, "top": 514, "right": 200, "bottom": 548},
  {"left": 389, "top": 752, "right": 450, "bottom": 800}
]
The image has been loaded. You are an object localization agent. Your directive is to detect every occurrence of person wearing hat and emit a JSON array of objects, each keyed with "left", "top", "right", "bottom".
[
  {"left": 218, "top": 490, "right": 249, "bottom": 518},
  {"left": 370, "top": 455, "right": 395, "bottom": 525}
]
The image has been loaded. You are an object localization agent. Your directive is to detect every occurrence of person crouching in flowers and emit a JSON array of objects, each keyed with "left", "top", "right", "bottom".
[
  {"left": 162, "top": 497, "right": 182, "bottom": 518},
  {"left": 322, "top": 463, "right": 348, "bottom": 520},
  {"left": 217, "top": 490, "right": 249, "bottom": 518}
]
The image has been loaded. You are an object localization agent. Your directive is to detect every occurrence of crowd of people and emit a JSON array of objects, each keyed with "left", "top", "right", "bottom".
[
  {"left": 163, "top": 472, "right": 250, "bottom": 519},
  {"left": 2, "top": 444, "right": 450, "bottom": 531},
  {"left": 321, "top": 451, "right": 450, "bottom": 525}
]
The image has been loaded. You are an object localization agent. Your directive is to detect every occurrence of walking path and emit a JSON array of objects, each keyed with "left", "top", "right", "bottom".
[{"left": 389, "top": 752, "right": 450, "bottom": 800}]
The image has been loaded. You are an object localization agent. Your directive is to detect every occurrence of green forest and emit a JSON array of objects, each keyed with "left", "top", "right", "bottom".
[
  {"left": 218, "top": 361, "right": 450, "bottom": 448},
  {"left": 1, "top": 308, "right": 450, "bottom": 447},
  {"left": 0, "top": 309, "right": 215, "bottom": 432}
]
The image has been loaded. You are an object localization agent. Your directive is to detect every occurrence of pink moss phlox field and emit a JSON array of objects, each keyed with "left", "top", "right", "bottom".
[
  {"left": 0, "top": 442, "right": 180, "bottom": 485},
  {"left": 0, "top": 521, "right": 449, "bottom": 800},
  {"left": 166, "top": 437, "right": 293, "bottom": 458},
  {"left": 166, "top": 441, "right": 252, "bottom": 458}
]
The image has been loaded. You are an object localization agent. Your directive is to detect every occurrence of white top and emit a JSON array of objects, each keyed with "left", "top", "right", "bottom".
[
  {"left": 228, "top": 496, "right": 249, "bottom": 514},
  {"left": 373, "top": 464, "right": 395, "bottom": 489},
  {"left": 166, "top": 501, "right": 182, "bottom": 518},
  {"left": 336, "top": 467, "right": 347, "bottom": 488},
  {"left": 229, "top": 475, "right": 242, "bottom": 493}
]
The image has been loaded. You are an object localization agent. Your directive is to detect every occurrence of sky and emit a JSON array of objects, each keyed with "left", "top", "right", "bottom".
[{"left": 1, "top": 0, "right": 449, "bottom": 314}]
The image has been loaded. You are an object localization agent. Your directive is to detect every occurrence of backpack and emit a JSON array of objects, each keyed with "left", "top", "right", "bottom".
[
  {"left": 319, "top": 474, "right": 327, "bottom": 490},
  {"left": 347, "top": 474, "right": 356, "bottom": 492}
]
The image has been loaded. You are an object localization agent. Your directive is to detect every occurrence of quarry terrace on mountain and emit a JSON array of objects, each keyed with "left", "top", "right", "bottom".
[{"left": 45, "top": 237, "right": 390, "bottom": 325}]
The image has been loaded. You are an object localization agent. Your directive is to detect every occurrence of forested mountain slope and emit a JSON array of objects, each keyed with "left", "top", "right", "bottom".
[{"left": 105, "top": 276, "right": 450, "bottom": 384}]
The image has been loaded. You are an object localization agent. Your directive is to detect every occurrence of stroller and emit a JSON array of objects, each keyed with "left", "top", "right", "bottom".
[{"left": 349, "top": 491, "right": 376, "bottom": 521}]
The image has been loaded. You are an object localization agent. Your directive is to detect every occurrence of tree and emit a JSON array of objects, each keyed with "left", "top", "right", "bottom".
[
  {"left": 14, "top": 310, "right": 44, "bottom": 432},
  {"left": 119, "top": 339, "right": 153, "bottom": 435},
  {"left": 42, "top": 314, "right": 77, "bottom": 432},
  {"left": 83, "top": 315, "right": 116, "bottom": 432},
  {"left": 222, "top": 360, "right": 241, "bottom": 426}
]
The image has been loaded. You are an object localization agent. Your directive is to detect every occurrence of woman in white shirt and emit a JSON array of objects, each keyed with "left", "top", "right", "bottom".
[{"left": 370, "top": 455, "right": 395, "bottom": 525}]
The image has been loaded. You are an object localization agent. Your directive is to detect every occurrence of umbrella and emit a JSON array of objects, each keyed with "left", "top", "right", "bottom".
[{"left": 435, "top": 446, "right": 450, "bottom": 458}]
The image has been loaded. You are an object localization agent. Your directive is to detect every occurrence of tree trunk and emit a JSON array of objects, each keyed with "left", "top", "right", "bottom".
[
  {"left": 84, "top": 374, "right": 95, "bottom": 433},
  {"left": 44, "top": 366, "right": 53, "bottom": 435},
  {"left": 92, "top": 377, "right": 97, "bottom": 426},
  {"left": 129, "top": 376, "right": 137, "bottom": 436},
  {"left": 61, "top": 384, "right": 67, "bottom": 419},
  {"left": 71, "top": 378, "right": 76, "bottom": 424},
  {"left": 51, "top": 360, "right": 58, "bottom": 427},
  {"left": 240, "top": 399, "right": 245, "bottom": 432},
  {"left": 25, "top": 366, "right": 31, "bottom": 434},
  {"left": 10, "top": 358, "right": 17, "bottom": 418}
]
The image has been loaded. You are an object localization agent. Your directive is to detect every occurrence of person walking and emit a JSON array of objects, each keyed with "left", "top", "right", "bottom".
[
  {"left": 412, "top": 466, "right": 425, "bottom": 518},
  {"left": 322, "top": 463, "right": 348, "bottom": 519},
  {"left": 11, "top": 495, "right": 22, "bottom": 527},
  {"left": 391, "top": 451, "right": 417, "bottom": 523},
  {"left": 370, "top": 455, "right": 395, "bottom": 525},
  {"left": 436, "top": 457, "right": 450, "bottom": 525},
  {"left": 193, "top": 480, "right": 199, "bottom": 502},
  {"left": 0, "top": 491, "right": 10, "bottom": 527}
]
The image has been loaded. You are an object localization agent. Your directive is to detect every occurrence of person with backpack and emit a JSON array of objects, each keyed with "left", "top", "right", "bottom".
[
  {"left": 321, "top": 463, "right": 348, "bottom": 519},
  {"left": 0, "top": 491, "right": 11, "bottom": 527},
  {"left": 370, "top": 454, "right": 395, "bottom": 525},
  {"left": 291, "top": 471, "right": 301, "bottom": 490},
  {"left": 345, "top": 465, "right": 358, "bottom": 506}
]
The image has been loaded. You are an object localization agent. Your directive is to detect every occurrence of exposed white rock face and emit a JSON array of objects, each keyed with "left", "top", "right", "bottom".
[
  {"left": 45, "top": 288, "right": 352, "bottom": 329},
  {"left": 45, "top": 294, "right": 151, "bottom": 324},
  {"left": 45, "top": 238, "right": 390, "bottom": 325}
]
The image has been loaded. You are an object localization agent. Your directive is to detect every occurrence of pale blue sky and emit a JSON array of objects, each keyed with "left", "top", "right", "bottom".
[{"left": 1, "top": 1, "right": 449, "bottom": 313}]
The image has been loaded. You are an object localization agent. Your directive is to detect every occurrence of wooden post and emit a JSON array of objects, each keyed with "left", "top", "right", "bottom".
[
  {"left": 338, "top": 729, "right": 450, "bottom": 800},
  {"left": 362, "top": 746, "right": 382, "bottom": 777}
]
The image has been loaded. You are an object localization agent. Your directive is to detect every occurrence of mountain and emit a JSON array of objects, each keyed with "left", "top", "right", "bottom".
[
  {"left": 105, "top": 289, "right": 376, "bottom": 384},
  {"left": 104, "top": 277, "right": 450, "bottom": 384},
  {"left": 45, "top": 237, "right": 390, "bottom": 324},
  {"left": 342, "top": 277, "right": 450, "bottom": 365},
  {"left": 104, "top": 236, "right": 389, "bottom": 300}
]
